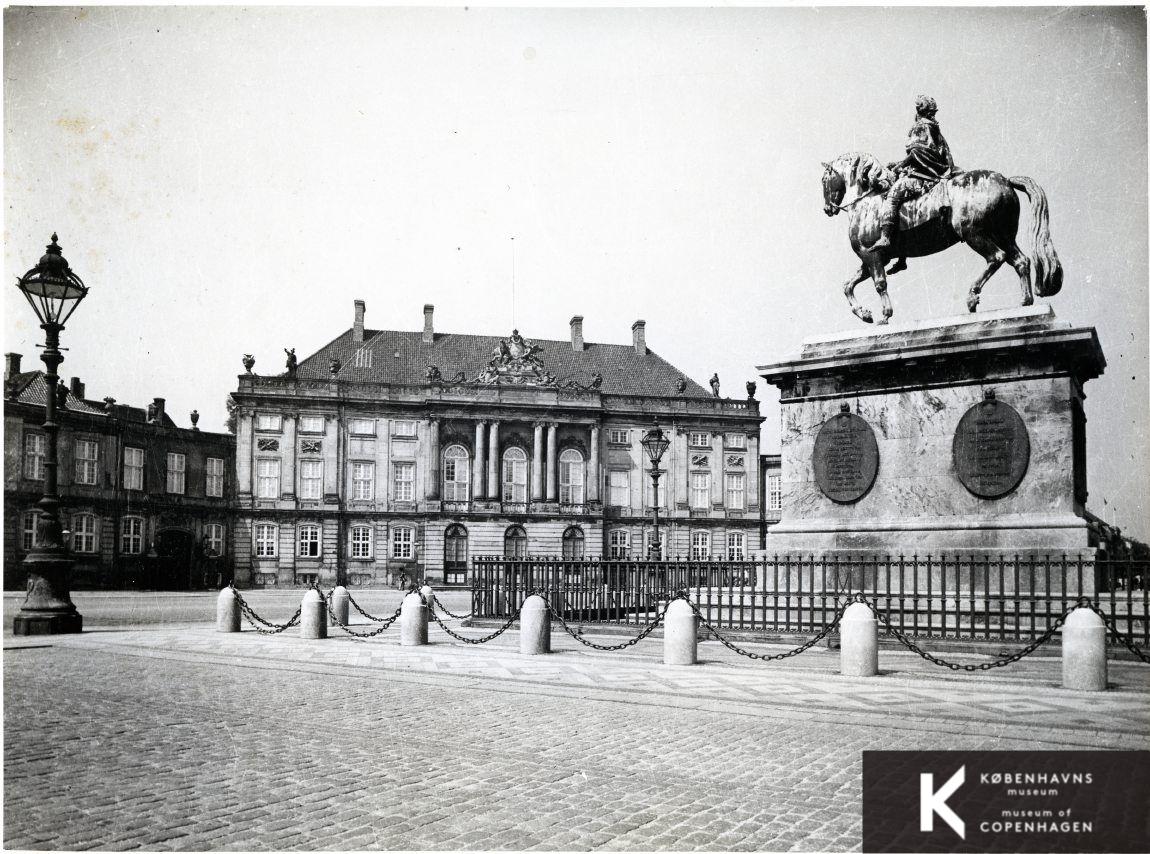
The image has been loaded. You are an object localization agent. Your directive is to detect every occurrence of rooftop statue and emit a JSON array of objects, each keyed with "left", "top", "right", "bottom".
[{"left": 821, "top": 95, "right": 1062, "bottom": 324}]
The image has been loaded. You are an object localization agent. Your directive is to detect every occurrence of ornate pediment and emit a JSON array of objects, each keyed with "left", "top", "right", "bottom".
[{"left": 475, "top": 330, "right": 557, "bottom": 386}]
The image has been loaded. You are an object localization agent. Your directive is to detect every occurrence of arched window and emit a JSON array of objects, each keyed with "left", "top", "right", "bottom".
[
  {"left": 502, "top": 447, "right": 528, "bottom": 503},
  {"left": 72, "top": 513, "right": 98, "bottom": 553},
  {"left": 504, "top": 525, "right": 527, "bottom": 558},
  {"left": 297, "top": 524, "right": 321, "bottom": 558},
  {"left": 443, "top": 445, "right": 471, "bottom": 502},
  {"left": 562, "top": 526, "right": 585, "bottom": 560},
  {"left": 559, "top": 449, "right": 585, "bottom": 505},
  {"left": 445, "top": 524, "right": 468, "bottom": 584},
  {"left": 608, "top": 529, "right": 630, "bottom": 559},
  {"left": 690, "top": 530, "right": 710, "bottom": 560},
  {"left": 254, "top": 523, "right": 277, "bottom": 558},
  {"left": 350, "top": 524, "right": 374, "bottom": 559},
  {"left": 726, "top": 531, "right": 746, "bottom": 561}
]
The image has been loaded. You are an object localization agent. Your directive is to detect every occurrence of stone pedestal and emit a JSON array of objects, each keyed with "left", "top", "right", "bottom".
[{"left": 758, "top": 306, "right": 1105, "bottom": 562}]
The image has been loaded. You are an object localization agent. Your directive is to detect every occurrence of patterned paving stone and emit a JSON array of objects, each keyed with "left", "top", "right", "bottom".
[{"left": 4, "top": 615, "right": 1148, "bottom": 851}]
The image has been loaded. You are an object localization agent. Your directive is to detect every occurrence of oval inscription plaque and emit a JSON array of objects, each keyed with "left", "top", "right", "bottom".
[
  {"left": 952, "top": 398, "right": 1030, "bottom": 499},
  {"left": 813, "top": 412, "right": 879, "bottom": 504}
]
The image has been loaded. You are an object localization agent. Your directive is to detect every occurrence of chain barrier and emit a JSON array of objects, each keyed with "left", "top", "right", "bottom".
[
  {"left": 430, "top": 600, "right": 474, "bottom": 620},
  {"left": 1086, "top": 602, "right": 1150, "bottom": 663},
  {"left": 683, "top": 597, "right": 845, "bottom": 661},
  {"left": 550, "top": 594, "right": 675, "bottom": 651},
  {"left": 426, "top": 598, "right": 522, "bottom": 645},
  {"left": 230, "top": 585, "right": 302, "bottom": 635},
  {"left": 328, "top": 600, "right": 403, "bottom": 640},
  {"left": 346, "top": 592, "right": 401, "bottom": 623},
  {"left": 856, "top": 594, "right": 1073, "bottom": 672}
]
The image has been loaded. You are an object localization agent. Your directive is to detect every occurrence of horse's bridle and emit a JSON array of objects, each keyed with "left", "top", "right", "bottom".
[{"left": 828, "top": 187, "right": 882, "bottom": 212}]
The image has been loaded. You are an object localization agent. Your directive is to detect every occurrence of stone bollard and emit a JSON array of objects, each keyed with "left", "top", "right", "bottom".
[
  {"left": 330, "top": 585, "right": 350, "bottom": 627},
  {"left": 216, "top": 586, "right": 240, "bottom": 633},
  {"left": 420, "top": 585, "right": 435, "bottom": 611},
  {"left": 664, "top": 599, "right": 698, "bottom": 666},
  {"left": 520, "top": 595, "right": 551, "bottom": 655},
  {"left": 840, "top": 602, "right": 878, "bottom": 677},
  {"left": 400, "top": 592, "right": 428, "bottom": 646},
  {"left": 1062, "top": 608, "right": 1108, "bottom": 691},
  {"left": 300, "top": 588, "right": 328, "bottom": 640}
]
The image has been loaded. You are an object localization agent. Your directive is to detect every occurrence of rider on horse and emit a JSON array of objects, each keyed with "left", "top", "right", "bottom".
[{"left": 871, "top": 95, "right": 958, "bottom": 255}]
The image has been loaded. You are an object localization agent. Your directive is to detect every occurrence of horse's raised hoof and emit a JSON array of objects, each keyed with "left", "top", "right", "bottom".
[
  {"left": 966, "top": 298, "right": 979, "bottom": 313},
  {"left": 853, "top": 309, "right": 874, "bottom": 323}
]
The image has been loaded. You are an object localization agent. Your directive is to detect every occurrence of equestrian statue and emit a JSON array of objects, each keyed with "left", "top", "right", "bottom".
[{"left": 821, "top": 95, "right": 1062, "bottom": 324}]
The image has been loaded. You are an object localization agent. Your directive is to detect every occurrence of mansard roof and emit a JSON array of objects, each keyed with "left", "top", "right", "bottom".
[{"left": 296, "top": 329, "right": 714, "bottom": 398}]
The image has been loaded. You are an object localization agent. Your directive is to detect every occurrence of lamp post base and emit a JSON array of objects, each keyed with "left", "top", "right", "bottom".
[{"left": 13, "top": 552, "right": 83, "bottom": 636}]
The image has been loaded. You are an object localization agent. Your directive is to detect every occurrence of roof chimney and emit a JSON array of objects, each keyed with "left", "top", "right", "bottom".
[
  {"left": 353, "top": 300, "right": 365, "bottom": 343},
  {"left": 69, "top": 377, "right": 85, "bottom": 399},
  {"left": 422, "top": 304, "right": 435, "bottom": 344},
  {"left": 570, "top": 316, "right": 585, "bottom": 351},
  {"left": 631, "top": 320, "right": 647, "bottom": 356},
  {"left": 5, "top": 353, "right": 22, "bottom": 381},
  {"left": 150, "top": 397, "right": 166, "bottom": 425}
]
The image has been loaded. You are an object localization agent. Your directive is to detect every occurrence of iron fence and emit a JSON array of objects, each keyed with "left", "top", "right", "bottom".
[{"left": 471, "top": 555, "right": 1150, "bottom": 646}]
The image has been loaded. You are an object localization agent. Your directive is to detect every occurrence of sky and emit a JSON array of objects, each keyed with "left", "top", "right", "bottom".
[{"left": 4, "top": 6, "right": 1147, "bottom": 538}]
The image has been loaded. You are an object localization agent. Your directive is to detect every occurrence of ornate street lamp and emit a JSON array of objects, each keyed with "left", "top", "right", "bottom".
[
  {"left": 13, "top": 233, "right": 89, "bottom": 635},
  {"left": 640, "top": 420, "right": 671, "bottom": 560}
]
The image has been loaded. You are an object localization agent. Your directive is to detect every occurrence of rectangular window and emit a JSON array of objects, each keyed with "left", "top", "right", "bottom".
[
  {"left": 121, "top": 517, "right": 144, "bottom": 555},
  {"left": 351, "top": 526, "right": 373, "bottom": 559},
  {"left": 768, "top": 474, "right": 783, "bottom": 514},
  {"left": 123, "top": 447, "right": 144, "bottom": 490},
  {"left": 392, "top": 420, "right": 417, "bottom": 437},
  {"left": 690, "top": 530, "right": 710, "bottom": 560},
  {"left": 299, "top": 459, "right": 323, "bottom": 499},
  {"left": 255, "top": 523, "right": 277, "bottom": 557},
  {"left": 725, "top": 433, "right": 747, "bottom": 450},
  {"left": 22, "top": 512, "right": 41, "bottom": 550},
  {"left": 297, "top": 525, "right": 321, "bottom": 558},
  {"left": 166, "top": 453, "right": 186, "bottom": 495},
  {"left": 205, "top": 523, "right": 225, "bottom": 556},
  {"left": 353, "top": 348, "right": 373, "bottom": 369},
  {"left": 72, "top": 514, "right": 98, "bottom": 553},
  {"left": 349, "top": 418, "right": 376, "bottom": 436},
  {"left": 689, "top": 432, "right": 710, "bottom": 449},
  {"left": 608, "top": 470, "right": 630, "bottom": 507},
  {"left": 608, "top": 428, "right": 629, "bottom": 445},
  {"left": 23, "top": 433, "right": 45, "bottom": 480},
  {"left": 690, "top": 472, "right": 710, "bottom": 509},
  {"left": 725, "top": 473, "right": 746, "bottom": 510},
  {"left": 727, "top": 532, "right": 746, "bottom": 561},
  {"left": 352, "top": 462, "right": 375, "bottom": 501},
  {"left": 348, "top": 436, "right": 375, "bottom": 456},
  {"left": 298, "top": 415, "right": 324, "bottom": 434},
  {"left": 206, "top": 457, "right": 225, "bottom": 497},
  {"left": 255, "top": 413, "right": 282, "bottom": 432},
  {"left": 75, "top": 439, "right": 99, "bottom": 485},
  {"left": 391, "top": 526, "right": 414, "bottom": 559},
  {"left": 256, "top": 459, "right": 280, "bottom": 499},
  {"left": 393, "top": 462, "right": 414, "bottom": 502},
  {"left": 608, "top": 530, "right": 630, "bottom": 559}
]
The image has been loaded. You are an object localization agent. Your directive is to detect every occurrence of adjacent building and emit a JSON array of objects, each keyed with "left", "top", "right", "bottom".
[
  {"left": 759, "top": 453, "right": 782, "bottom": 548},
  {"left": 4, "top": 353, "right": 234, "bottom": 590},
  {"left": 230, "top": 303, "right": 764, "bottom": 588}
]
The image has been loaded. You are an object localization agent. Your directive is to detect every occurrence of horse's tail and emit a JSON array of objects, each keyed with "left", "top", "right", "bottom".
[{"left": 1009, "top": 176, "right": 1063, "bottom": 297}]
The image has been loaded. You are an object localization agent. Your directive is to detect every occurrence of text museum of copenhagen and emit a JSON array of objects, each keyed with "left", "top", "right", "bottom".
[{"left": 230, "top": 302, "right": 764, "bottom": 588}]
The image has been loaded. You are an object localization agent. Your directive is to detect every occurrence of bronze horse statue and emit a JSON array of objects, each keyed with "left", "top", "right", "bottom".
[{"left": 821, "top": 152, "right": 1062, "bottom": 323}]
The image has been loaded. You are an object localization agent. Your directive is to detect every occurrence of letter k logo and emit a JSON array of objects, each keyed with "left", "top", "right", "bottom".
[{"left": 920, "top": 766, "right": 965, "bottom": 838}]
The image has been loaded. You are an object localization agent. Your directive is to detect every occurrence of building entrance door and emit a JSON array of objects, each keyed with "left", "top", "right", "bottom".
[{"left": 155, "top": 529, "right": 195, "bottom": 590}]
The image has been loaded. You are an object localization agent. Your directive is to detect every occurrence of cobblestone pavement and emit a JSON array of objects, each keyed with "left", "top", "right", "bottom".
[{"left": 4, "top": 599, "right": 1149, "bottom": 851}]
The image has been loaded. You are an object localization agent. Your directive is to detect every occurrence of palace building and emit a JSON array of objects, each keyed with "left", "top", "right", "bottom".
[
  {"left": 231, "top": 302, "right": 764, "bottom": 587},
  {"left": 4, "top": 353, "right": 234, "bottom": 590}
]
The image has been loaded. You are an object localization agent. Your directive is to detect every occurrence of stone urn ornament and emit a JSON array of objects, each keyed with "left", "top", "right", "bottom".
[{"left": 242, "top": 354, "right": 255, "bottom": 373}]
